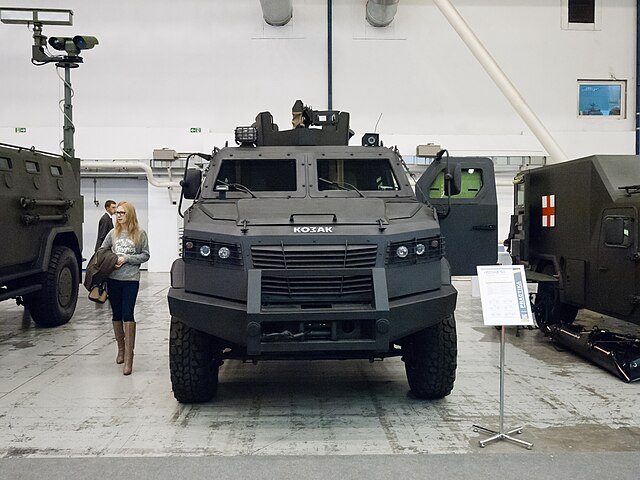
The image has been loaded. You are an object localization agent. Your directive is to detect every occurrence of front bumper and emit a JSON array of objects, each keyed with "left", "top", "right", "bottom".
[{"left": 168, "top": 259, "right": 457, "bottom": 357}]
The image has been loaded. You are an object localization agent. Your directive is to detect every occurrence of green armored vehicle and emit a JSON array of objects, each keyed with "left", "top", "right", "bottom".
[
  {"left": 168, "top": 103, "right": 496, "bottom": 403},
  {"left": 0, "top": 143, "right": 82, "bottom": 326}
]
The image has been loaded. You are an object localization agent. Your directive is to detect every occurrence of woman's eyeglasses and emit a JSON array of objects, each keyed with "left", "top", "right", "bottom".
[{"left": 115, "top": 211, "right": 126, "bottom": 215}]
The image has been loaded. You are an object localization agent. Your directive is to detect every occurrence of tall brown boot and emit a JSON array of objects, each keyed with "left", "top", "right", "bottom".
[
  {"left": 112, "top": 321, "right": 125, "bottom": 364},
  {"left": 123, "top": 322, "right": 136, "bottom": 375}
]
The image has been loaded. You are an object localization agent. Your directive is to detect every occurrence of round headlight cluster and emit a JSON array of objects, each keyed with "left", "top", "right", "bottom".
[
  {"left": 218, "top": 246, "right": 231, "bottom": 259},
  {"left": 199, "top": 245, "right": 211, "bottom": 257},
  {"left": 416, "top": 243, "right": 426, "bottom": 256},
  {"left": 395, "top": 246, "right": 409, "bottom": 258}
]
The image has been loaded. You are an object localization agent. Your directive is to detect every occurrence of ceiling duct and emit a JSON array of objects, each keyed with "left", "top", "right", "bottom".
[
  {"left": 259, "top": 0, "right": 293, "bottom": 26},
  {"left": 366, "top": 0, "right": 399, "bottom": 27}
]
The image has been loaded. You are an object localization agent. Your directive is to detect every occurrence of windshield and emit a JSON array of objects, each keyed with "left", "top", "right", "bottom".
[
  {"left": 317, "top": 158, "right": 400, "bottom": 192},
  {"left": 214, "top": 159, "right": 297, "bottom": 192}
]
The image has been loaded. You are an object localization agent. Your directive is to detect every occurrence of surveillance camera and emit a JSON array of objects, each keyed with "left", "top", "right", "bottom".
[
  {"left": 73, "top": 35, "right": 99, "bottom": 50},
  {"left": 48, "top": 35, "right": 98, "bottom": 56},
  {"left": 48, "top": 36, "right": 74, "bottom": 52},
  {"left": 361, "top": 133, "right": 379, "bottom": 147}
]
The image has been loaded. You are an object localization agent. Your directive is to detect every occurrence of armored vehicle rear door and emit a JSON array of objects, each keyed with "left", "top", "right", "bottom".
[
  {"left": 596, "top": 207, "right": 638, "bottom": 317},
  {"left": 416, "top": 157, "right": 498, "bottom": 276}
]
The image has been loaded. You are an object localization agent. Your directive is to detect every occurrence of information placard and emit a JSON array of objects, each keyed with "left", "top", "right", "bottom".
[{"left": 476, "top": 265, "right": 533, "bottom": 326}]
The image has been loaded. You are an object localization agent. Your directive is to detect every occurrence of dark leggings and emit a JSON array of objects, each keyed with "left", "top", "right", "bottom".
[{"left": 107, "top": 279, "right": 140, "bottom": 322}]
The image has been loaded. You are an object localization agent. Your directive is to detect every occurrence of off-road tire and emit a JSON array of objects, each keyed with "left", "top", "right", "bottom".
[
  {"left": 532, "top": 264, "right": 578, "bottom": 331},
  {"left": 25, "top": 245, "right": 79, "bottom": 327},
  {"left": 169, "top": 316, "right": 221, "bottom": 403},
  {"left": 533, "top": 282, "right": 578, "bottom": 332},
  {"left": 402, "top": 314, "right": 457, "bottom": 399}
]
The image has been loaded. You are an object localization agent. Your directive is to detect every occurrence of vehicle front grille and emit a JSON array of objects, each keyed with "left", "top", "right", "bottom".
[
  {"left": 261, "top": 273, "right": 373, "bottom": 305},
  {"left": 252, "top": 244, "right": 377, "bottom": 269}
]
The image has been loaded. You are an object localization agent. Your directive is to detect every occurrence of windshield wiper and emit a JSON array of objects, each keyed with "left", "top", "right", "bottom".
[
  {"left": 319, "top": 177, "right": 365, "bottom": 198},
  {"left": 215, "top": 180, "right": 257, "bottom": 198}
]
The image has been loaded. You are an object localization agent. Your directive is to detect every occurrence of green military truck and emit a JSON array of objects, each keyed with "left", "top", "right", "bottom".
[
  {"left": 0, "top": 143, "right": 83, "bottom": 326},
  {"left": 168, "top": 103, "right": 497, "bottom": 403}
]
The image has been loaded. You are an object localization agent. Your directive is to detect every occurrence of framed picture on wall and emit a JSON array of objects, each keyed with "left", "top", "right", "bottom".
[{"left": 577, "top": 80, "right": 626, "bottom": 118}]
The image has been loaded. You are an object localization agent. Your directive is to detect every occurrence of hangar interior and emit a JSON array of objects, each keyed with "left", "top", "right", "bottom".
[{"left": 0, "top": 0, "right": 639, "bottom": 478}]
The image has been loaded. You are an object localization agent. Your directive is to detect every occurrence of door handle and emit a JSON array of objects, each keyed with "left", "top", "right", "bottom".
[{"left": 471, "top": 224, "right": 496, "bottom": 231}]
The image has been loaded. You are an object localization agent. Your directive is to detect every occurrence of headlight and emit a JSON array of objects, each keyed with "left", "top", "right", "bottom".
[
  {"left": 386, "top": 237, "right": 444, "bottom": 266},
  {"left": 183, "top": 238, "right": 243, "bottom": 267}
]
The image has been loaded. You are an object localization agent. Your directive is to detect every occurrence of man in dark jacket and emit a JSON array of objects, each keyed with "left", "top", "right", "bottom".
[{"left": 95, "top": 199, "right": 116, "bottom": 251}]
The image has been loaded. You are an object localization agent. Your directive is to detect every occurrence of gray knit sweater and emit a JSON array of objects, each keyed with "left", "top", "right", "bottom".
[{"left": 100, "top": 230, "right": 150, "bottom": 281}]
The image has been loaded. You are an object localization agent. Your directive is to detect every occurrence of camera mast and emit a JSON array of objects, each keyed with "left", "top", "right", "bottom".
[{"left": 0, "top": 7, "right": 98, "bottom": 159}]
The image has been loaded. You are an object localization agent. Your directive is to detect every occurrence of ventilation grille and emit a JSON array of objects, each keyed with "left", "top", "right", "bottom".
[
  {"left": 261, "top": 274, "right": 373, "bottom": 304},
  {"left": 252, "top": 244, "right": 377, "bottom": 269}
]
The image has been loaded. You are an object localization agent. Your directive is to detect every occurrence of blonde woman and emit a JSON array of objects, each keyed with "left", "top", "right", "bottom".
[{"left": 100, "top": 201, "right": 150, "bottom": 375}]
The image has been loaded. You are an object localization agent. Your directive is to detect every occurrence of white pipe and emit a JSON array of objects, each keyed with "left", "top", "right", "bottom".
[
  {"left": 81, "top": 161, "right": 181, "bottom": 188},
  {"left": 431, "top": 0, "right": 568, "bottom": 163}
]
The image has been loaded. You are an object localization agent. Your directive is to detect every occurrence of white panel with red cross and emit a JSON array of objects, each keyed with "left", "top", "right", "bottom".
[{"left": 542, "top": 194, "right": 555, "bottom": 227}]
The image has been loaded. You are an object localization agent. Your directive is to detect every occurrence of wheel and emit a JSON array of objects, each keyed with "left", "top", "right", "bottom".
[
  {"left": 25, "top": 245, "right": 79, "bottom": 327},
  {"left": 169, "top": 316, "right": 222, "bottom": 403},
  {"left": 533, "top": 281, "right": 578, "bottom": 332},
  {"left": 402, "top": 314, "right": 457, "bottom": 399}
]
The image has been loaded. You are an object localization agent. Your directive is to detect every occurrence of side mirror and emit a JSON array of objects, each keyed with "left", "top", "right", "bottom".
[
  {"left": 444, "top": 163, "right": 462, "bottom": 196},
  {"left": 181, "top": 168, "right": 202, "bottom": 199}
]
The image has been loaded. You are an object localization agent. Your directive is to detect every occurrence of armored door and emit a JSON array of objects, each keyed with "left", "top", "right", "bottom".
[
  {"left": 416, "top": 157, "right": 498, "bottom": 276},
  {"left": 596, "top": 207, "right": 638, "bottom": 317}
]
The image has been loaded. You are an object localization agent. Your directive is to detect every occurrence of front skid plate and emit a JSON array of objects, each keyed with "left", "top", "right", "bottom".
[{"left": 168, "top": 284, "right": 457, "bottom": 355}]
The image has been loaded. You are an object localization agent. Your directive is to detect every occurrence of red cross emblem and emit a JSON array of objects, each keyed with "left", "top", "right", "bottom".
[{"left": 542, "top": 194, "right": 555, "bottom": 227}]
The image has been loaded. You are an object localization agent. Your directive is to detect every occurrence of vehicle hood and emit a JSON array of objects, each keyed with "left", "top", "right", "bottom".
[{"left": 194, "top": 198, "right": 427, "bottom": 226}]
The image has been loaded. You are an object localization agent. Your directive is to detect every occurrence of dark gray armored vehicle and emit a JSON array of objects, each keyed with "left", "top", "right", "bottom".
[
  {"left": 0, "top": 143, "right": 82, "bottom": 326},
  {"left": 507, "top": 155, "right": 640, "bottom": 382},
  {"left": 168, "top": 103, "right": 493, "bottom": 403},
  {"left": 508, "top": 155, "right": 640, "bottom": 328}
]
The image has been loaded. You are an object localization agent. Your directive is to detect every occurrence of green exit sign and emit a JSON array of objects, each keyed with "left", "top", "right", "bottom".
[
  {"left": 189, "top": 127, "right": 202, "bottom": 134},
  {"left": 15, "top": 127, "right": 27, "bottom": 133}
]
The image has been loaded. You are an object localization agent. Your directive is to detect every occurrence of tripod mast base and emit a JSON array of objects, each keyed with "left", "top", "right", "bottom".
[{"left": 473, "top": 424, "right": 533, "bottom": 449}]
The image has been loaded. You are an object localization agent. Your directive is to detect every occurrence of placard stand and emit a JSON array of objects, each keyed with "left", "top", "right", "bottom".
[
  {"left": 474, "top": 265, "right": 534, "bottom": 450},
  {"left": 472, "top": 325, "right": 533, "bottom": 449}
]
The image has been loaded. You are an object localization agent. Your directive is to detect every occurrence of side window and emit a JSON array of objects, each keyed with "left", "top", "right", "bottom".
[
  {"left": 429, "top": 168, "right": 483, "bottom": 199},
  {"left": 0, "top": 156, "right": 11, "bottom": 171},
  {"left": 515, "top": 182, "right": 525, "bottom": 207},
  {"left": 25, "top": 160, "right": 40, "bottom": 174},
  {"left": 50, "top": 165, "right": 63, "bottom": 177},
  {"left": 603, "top": 216, "right": 632, "bottom": 247}
]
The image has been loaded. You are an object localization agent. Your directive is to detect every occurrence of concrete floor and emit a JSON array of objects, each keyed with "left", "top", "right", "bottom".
[{"left": 0, "top": 274, "right": 638, "bottom": 477}]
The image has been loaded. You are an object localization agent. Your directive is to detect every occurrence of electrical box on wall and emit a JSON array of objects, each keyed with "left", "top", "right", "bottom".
[
  {"left": 416, "top": 144, "right": 441, "bottom": 157},
  {"left": 153, "top": 149, "right": 178, "bottom": 161}
]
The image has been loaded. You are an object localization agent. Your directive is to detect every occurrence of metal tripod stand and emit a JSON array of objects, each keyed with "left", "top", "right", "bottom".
[{"left": 472, "top": 325, "right": 533, "bottom": 449}]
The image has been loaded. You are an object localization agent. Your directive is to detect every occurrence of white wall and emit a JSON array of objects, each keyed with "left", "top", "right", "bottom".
[
  {"left": 81, "top": 177, "right": 149, "bottom": 268},
  {"left": 1, "top": 0, "right": 636, "bottom": 270}
]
